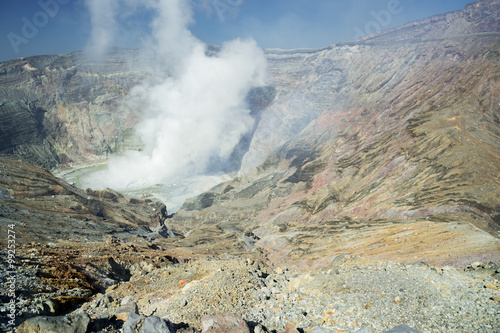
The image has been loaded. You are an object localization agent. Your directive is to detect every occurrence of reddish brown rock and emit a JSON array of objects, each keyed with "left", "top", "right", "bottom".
[
  {"left": 282, "top": 322, "right": 299, "bottom": 333},
  {"left": 201, "top": 314, "right": 250, "bottom": 333}
]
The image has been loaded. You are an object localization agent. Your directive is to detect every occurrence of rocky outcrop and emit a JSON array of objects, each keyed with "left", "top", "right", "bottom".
[
  {"left": 0, "top": 154, "right": 170, "bottom": 243},
  {"left": 17, "top": 313, "right": 90, "bottom": 333},
  {"left": 4, "top": 244, "right": 499, "bottom": 332},
  {"left": 0, "top": 99, "right": 58, "bottom": 168}
]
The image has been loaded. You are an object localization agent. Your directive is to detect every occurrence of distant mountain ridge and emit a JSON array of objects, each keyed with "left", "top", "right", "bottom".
[{"left": 352, "top": 0, "right": 499, "bottom": 44}]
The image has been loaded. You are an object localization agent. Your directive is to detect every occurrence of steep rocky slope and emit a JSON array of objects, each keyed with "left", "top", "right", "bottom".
[{"left": 173, "top": 0, "right": 500, "bottom": 268}]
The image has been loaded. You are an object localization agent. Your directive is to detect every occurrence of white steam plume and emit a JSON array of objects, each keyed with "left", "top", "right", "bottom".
[
  {"left": 84, "top": 0, "right": 268, "bottom": 191},
  {"left": 84, "top": 0, "right": 119, "bottom": 60}
]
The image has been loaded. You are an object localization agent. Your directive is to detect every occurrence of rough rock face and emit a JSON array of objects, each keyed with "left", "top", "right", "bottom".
[
  {"left": 0, "top": 99, "right": 58, "bottom": 169},
  {"left": 17, "top": 313, "right": 90, "bottom": 333},
  {"left": 0, "top": 51, "right": 148, "bottom": 168}
]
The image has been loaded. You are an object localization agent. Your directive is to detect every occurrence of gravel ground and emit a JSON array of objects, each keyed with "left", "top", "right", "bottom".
[
  {"left": 66, "top": 255, "right": 500, "bottom": 332},
  {"left": 2, "top": 243, "right": 499, "bottom": 333}
]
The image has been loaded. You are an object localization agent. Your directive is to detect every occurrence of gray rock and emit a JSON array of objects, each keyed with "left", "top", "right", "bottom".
[
  {"left": 261, "top": 287, "right": 272, "bottom": 298},
  {"left": 382, "top": 325, "right": 422, "bottom": 333},
  {"left": 17, "top": 313, "right": 90, "bottom": 333},
  {"left": 254, "top": 324, "right": 268, "bottom": 333},
  {"left": 116, "top": 301, "right": 139, "bottom": 315},
  {"left": 123, "top": 313, "right": 146, "bottom": 333},
  {"left": 121, "top": 295, "right": 133, "bottom": 306},
  {"left": 123, "top": 313, "right": 175, "bottom": 333},
  {"left": 141, "top": 316, "right": 175, "bottom": 333}
]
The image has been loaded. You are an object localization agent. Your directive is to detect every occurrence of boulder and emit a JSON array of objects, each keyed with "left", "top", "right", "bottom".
[
  {"left": 17, "top": 313, "right": 90, "bottom": 333},
  {"left": 141, "top": 316, "right": 176, "bottom": 333},
  {"left": 123, "top": 313, "right": 175, "bottom": 333}
]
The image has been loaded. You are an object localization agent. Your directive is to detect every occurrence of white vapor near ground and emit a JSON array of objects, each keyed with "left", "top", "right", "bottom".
[{"left": 83, "top": 0, "right": 268, "bottom": 191}]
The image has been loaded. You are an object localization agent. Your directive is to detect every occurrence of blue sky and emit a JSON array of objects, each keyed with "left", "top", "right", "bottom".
[{"left": 0, "top": 0, "right": 476, "bottom": 62}]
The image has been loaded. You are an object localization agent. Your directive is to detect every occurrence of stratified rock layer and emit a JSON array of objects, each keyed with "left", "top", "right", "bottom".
[{"left": 0, "top": 51, "right": 147, "bottom": 168}]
